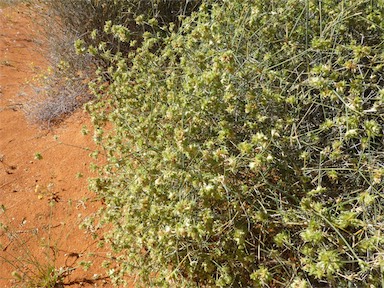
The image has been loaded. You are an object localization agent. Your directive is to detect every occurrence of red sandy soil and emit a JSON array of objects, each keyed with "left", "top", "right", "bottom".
[{"left": 0, "top": 4, "right": 123, "bottom": 287}]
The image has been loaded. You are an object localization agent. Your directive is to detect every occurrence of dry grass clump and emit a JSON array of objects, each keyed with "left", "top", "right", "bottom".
[
  {"left": 23, "top": 69, "right": 92, "bottom": 128},
  {"left": 20, "top": 1, "right": 96, "bottom": 127},
  {"left": 0, "top": 0, "right": 30, "bottom": 8}
]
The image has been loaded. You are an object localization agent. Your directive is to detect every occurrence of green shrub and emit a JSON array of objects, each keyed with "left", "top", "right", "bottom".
[
  {"left": 41, "top": 0, "right": 200, "bottom": 64},
  {"left": 88, "top": 0, "right": 384, "bottom": 286},
  {"left": 25, "top": 0, "right": 200, "bottom": 126}
]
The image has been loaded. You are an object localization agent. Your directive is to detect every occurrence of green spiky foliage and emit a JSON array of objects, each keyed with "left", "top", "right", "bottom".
[{"left": 87, "top": 0, "right": 384, "bottom": 286}]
